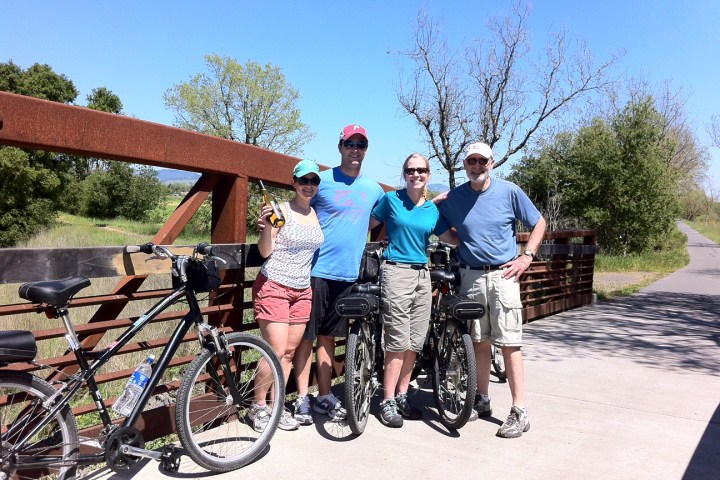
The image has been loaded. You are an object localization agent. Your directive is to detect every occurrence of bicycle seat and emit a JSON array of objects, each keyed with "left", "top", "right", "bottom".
[
  {"left": 430, "top": 269, "right": 456, "bottom": 284},
  {"left": 19, "top": 277, "right": 91, "bottom": 306},
  {"left": 350, "top": 283, "right": 381, "bottom": 296}
]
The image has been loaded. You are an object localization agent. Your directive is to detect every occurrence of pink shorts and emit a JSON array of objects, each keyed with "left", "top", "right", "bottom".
[{"left": 252, "top": 274, "right": 312, "bottom": 324}]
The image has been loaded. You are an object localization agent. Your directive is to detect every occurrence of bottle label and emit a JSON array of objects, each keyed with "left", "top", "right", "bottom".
[{"left": 129, "top": 371, "right": 150, "bottom": 388}]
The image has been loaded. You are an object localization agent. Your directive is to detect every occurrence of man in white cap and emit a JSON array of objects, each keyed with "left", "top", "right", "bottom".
[
  {"left": 291, "top": 124, "right": 385, "bottom": 425},
  {"left": 435, "top": 141, "right": 546, "bottom": 438}
]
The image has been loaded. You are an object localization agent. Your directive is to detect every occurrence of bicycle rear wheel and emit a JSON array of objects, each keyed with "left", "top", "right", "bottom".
[
  {"left": 176, "top": 332, "right": 284, "bottom": 472},
  {"left": 344, "top": 321, "right": 375, "bottom": 435},
  {"left": 431, "top": 321, "right": 477, "bottom": 430},
  {"left": 0, "top": 371, "right": 78, "bottom": 480}
]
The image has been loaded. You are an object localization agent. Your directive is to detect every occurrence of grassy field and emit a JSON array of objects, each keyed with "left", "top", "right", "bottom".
[{"left": 685, "top": 219, "right": 720, "bottom": 244}]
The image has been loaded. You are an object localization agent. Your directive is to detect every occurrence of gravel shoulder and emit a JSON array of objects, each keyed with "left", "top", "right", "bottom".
[{"left": 593, "top": 271, "right": 660, "bottom": 294}]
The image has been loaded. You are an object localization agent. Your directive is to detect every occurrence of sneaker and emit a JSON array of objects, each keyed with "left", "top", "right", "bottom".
[
  {"left": 378, "top": 399, "right": 403, "bottom": 428},
  {"left": 278, "top": 407, "right": 299, "bottom": 431},
  {"left": 312, "top": 393, "right": 347, "bottom": 421},
  {"left": 474, "top": 393, "right": 492, "bottom": 418},
  {"left": 248, "top": 403, "right": 271, "bottom": 432},
  {"left": 496, "top": 406, "right": 530, "bottom": 438},
  {"left": 395, "top": 393, "right": 422, "bottom": 420},
  {"left": 293, "top": 395, "right": 313, "bottom": 425}
]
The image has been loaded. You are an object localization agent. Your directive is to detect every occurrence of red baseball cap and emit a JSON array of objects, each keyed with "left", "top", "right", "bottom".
[{"left": 339, "top": 124, "right": 368, "bottom": 142}]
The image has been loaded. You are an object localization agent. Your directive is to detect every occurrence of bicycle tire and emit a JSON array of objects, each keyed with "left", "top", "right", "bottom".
[
  {"left": 491, "top": 345, "right": 507, "bottom": 381},
  {"left": 176, "top": 332, "right": 284, "bottom": 472},
  {"left": 344, "top": 321, "right": 374, "bottom": 435},
  {"left": 431, "top": 322, "right": 477, "bottom": 430},
  {"left": 0, "top": 370, "right": 78, "bottom": 480}
]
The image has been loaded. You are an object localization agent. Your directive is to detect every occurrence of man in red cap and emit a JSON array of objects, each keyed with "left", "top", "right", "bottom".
[{"left": 291, "top": 124, "right": 385, "bottom": 425}]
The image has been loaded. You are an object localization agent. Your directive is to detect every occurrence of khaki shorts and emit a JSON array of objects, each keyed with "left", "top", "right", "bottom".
[
  {"left": 459, "top": 268, "right": 523, "bottom": 347},
  {"left": 380, "top": 262, "right": 431, "bottom": 353}
]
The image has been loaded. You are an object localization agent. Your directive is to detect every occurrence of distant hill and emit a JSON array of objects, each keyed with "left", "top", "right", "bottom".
[
  {"left": 428, "top": 183, "right": 450, "bottom": 193},
  {"left": 156, "top": 169, "right": 200, "bottom": 184}
]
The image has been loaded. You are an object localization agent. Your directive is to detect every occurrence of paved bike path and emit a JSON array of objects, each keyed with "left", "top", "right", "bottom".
[{"left": 90, "top": 222, "right": 720, "bottom": 480}]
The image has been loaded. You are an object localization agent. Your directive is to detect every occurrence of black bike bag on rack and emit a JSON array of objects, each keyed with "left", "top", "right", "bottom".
[
  {"left": 0, "top": 330, "right": 37, "bottom": 364},
  {"left": 439, "top": 294, "right": 485, "bottom": 320},
  {"left": 336, "top": 292, "right": 380, "bottom": 318}
]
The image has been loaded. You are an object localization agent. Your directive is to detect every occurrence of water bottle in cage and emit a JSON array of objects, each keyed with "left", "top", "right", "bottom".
[{"left": 113, "top": 354, "right": 155, "bottom": 416}]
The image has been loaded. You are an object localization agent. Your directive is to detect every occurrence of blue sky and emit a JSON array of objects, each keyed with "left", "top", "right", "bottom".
[{"left": 3, "top": 1, "right": 719, "bottom": 190}]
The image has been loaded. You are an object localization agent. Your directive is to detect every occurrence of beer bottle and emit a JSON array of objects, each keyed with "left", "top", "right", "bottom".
[{"left": 259, "top": 180, "right": 285, "bottom": 228}]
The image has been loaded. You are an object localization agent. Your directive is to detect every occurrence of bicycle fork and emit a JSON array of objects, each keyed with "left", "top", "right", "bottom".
[{"left": 197, "top": 323, "right": 244, "bottom": 407}]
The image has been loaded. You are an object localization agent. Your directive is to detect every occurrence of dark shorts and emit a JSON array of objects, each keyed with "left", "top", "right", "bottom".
[{"left": 304, "top": 277, "right": 355, "bottom": 341}]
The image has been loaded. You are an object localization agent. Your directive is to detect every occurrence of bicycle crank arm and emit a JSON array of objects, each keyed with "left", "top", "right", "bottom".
[{"left": 120, "top": 445, "right": 164, "bottom": 461}]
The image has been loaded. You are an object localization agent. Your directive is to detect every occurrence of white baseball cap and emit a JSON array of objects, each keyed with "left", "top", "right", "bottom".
[{"left": 464, "top": 142, "right": 493, "bottom": 161}]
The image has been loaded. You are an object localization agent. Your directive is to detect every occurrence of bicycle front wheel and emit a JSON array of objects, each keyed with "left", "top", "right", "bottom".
[
  {"left": 344, "top": 321, "right": 375, "bottom": 435},
  {"left": 176, "top": 332, "right": 284, "bottom": 472},
  {"left": 0, "top": 371, "right": 78, "bottom": 480},
  {"left": 431, "top": 322, "right": 477, "bottom": 430}
]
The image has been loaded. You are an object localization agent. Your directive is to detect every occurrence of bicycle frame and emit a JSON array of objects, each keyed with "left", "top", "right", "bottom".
[{"left": 8, "top": 282, "right": 223, "bottom": 466}]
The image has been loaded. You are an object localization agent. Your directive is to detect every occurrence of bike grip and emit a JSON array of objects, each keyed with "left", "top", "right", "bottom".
[
  {"left": 140, "top": 243, "right": 155, "bottom": 254},
  {"left": 197, "top": 242, "right": 218, "bottom": 256},
  {"left": 124, "top": 245, "right": 141, "bottom": 253}
]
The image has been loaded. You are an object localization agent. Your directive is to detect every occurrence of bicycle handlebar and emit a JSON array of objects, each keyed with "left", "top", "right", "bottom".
[
  {"left": 124, "top": 242, "right": 218, "bottom": 259},
  {"left": 428, "top": 240, "right": 456, "bottom": 251}
]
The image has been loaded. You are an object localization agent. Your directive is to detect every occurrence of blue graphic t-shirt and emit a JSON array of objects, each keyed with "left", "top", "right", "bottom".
[{"left": 311, "top": 167, "right": 385, "bottom": 281}]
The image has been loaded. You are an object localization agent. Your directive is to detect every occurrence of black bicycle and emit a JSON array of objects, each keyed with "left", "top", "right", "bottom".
[
  {"left": 335, "top": 245, "right": 384, "bottom": 435},
  {"left": 413, "top": 241, "right": 484, "bottom": 430},
  {"left": 0, "top": 243, "right": 283, "bottom": 479}
]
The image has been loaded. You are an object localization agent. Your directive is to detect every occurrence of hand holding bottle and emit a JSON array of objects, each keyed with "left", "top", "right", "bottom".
[{"left": 259, "top": 180, "right": 285, "bottom": 228}]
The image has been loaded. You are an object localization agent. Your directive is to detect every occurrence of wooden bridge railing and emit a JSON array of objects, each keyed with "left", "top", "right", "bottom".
[{"left": 0, "top": 91, "right": 597, "bottom": 443}]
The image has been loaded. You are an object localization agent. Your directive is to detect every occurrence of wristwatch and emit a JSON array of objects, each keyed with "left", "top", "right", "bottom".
[{"left": 523, "top": 249, "right": 534, "bottom": 259}]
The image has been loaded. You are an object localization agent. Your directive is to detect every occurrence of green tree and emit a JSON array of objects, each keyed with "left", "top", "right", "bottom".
[
  {"left": 0, "top": 147, "right": 60, "bottom": 247},
  {"left": 510, "top": 97, "right": 680, "bottom": 255},
  {"left": 0, "top": 61, "right": 80, "bottom": 245},
  {"left": 0, "top": 61, "right": 78, "bottom": 102},
  {"left": 164, "top": 54, "right": 313, "bottom": 155},
  {"left": 164, "top": 54, "right": 313, "bottom": 234},
  {"left": 80, "top": 163, "right": 163, "bottom": 221},
  {"left": 86, "top": 86, "right": 123, "bottom": 113}
]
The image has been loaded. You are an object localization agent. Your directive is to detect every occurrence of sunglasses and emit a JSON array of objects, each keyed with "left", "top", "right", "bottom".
[
  {"left": 466, "top": 156, "right": 491, "bottom": 166},
  {"left": 342, "top": 140, "right": 368, "bottom": 150},
  {"left": 295, "top": 175, "right": 321, "bottom": 186},
  {"left": 404, "top": 167, "right": 430, "bottom": 175}
]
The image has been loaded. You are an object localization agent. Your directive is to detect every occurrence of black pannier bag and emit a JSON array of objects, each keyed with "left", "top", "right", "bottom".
[
  {"left": 439, "top": 294, "right": 485, "bottom": 320},
  {"left": 357, "top": 244, "right": 382, "bottom": 283},
  {"left": 173, "top": 258, "right": 221, "bottom": 293},
  {"left": 0, "top": 330, "right": 37, "bottom": 364},
  {"left": 336, "top": 293, "right": 380, "bottom": 318}
]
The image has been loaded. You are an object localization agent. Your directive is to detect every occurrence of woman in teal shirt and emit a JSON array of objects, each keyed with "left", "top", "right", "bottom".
[{"left": 369, "top": 153, "right": 440, "bottom": 428}]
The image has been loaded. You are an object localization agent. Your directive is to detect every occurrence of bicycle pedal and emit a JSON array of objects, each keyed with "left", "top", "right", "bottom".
[{"left": 160, "top": 446, "right": 181, "bottom": 472}]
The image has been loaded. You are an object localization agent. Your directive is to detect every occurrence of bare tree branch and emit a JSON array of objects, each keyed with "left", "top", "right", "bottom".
[{"left": 396, "top": 1, "right": 620, "bottom": 186}]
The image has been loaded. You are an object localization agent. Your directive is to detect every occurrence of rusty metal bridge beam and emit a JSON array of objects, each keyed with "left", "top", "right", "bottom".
[{"left": 0, "top": 91, "right": 308, "bottom": 185}]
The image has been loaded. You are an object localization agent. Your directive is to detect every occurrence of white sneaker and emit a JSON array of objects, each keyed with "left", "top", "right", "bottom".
[
  {"left": 279, "top": 407, "right": 299, "bottom": 431},
  {"left": 248, "top": 403, "right": 271, "bottom": 432}
]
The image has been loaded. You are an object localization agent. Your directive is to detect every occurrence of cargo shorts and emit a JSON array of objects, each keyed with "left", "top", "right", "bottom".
[{"left": 459, "top": 268, "right": 523, "bottom": 347}]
